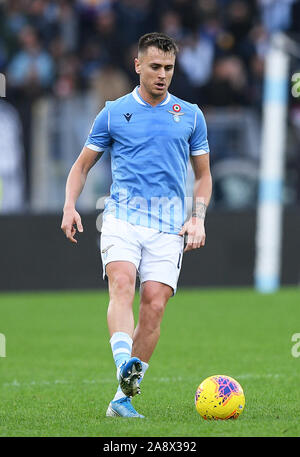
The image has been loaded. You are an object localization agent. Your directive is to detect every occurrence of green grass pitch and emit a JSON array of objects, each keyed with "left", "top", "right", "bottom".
[{"left": 0, "top": 287, "right": 299, "bottom": 437}]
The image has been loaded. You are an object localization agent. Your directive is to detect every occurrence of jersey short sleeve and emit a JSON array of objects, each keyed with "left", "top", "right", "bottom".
[
  {"left": 85, "top": 103, "right": 112, "bottom": 152},
  {"left": 189, "top": 106, "right": 210, "bottom": 156}
]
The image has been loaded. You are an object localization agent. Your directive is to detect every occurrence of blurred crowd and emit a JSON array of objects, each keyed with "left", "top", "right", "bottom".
[
  {"left": 1, "top": 0, "right": 300, "bottom": 211},
  {"left": 1, "top": 0, "right": 300, "bottom": 106}
]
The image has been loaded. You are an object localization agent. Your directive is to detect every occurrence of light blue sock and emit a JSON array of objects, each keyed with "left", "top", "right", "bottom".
[
  {"left": 110, "top": 332, "right": 132, "bottom": 372},
  {"left": 113, "top": 361, "right": 149, "bottom": 402}
]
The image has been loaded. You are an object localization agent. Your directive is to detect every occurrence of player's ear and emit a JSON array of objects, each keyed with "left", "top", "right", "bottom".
[{"left": 134, "top": 57, "right": 141, "bottom": 75}]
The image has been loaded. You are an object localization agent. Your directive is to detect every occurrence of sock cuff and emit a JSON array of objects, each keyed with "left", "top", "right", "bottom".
[
  {"left": 109, "top": 332, "right": 133, "bottom": 346},
  {"left": 141, "top": 361, "right": 149, "bottom": 373}
]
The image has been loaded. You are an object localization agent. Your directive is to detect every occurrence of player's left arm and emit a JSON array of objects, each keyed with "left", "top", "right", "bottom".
[{"left": 179, "top": 153, "right": 212, "bottom": 252}]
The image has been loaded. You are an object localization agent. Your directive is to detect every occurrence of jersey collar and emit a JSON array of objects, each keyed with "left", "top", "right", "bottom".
[{"left": 132, "top": 86, "right": 171, "bottom": 107}]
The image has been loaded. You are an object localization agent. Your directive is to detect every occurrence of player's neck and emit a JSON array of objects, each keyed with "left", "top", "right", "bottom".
[{"left": 138, "top": 85, "right": 166, "bottom": 107}]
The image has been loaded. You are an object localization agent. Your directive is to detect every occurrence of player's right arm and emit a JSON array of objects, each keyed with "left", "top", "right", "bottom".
[
  {"left": 61, "top": 104, "right": 111, "bottom": 243},
  {"left": 61, "top": 146, "right": 104, "bottom": 244}
]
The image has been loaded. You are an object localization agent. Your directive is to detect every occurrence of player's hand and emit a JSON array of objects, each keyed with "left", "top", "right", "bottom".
[
  {"left": 61, "top": 207, "right": 83, "bottom": 244},
  {"left": 179, "top": 217, "right": 206, "bottom": 253}
]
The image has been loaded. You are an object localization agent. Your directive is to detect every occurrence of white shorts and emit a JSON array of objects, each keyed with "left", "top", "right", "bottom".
[{"left": 100, "top": 214, "right": 184, "bottom": 295}]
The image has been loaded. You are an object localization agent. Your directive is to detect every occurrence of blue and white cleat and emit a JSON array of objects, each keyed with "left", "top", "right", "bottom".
[
  {"left": 106, "top": 397, "right": 145, "bottom": 418},
  {"left": 119, "top": 357, "right": 142, "bottom": 397}
]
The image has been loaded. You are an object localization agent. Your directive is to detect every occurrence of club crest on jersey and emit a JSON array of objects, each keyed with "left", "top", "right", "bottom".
[{"left": 168, "top": 104, "right": 184, "bottom": 122}]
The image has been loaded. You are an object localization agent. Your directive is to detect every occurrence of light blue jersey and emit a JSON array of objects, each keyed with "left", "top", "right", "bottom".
[{"left": 85, "top": 86, "right": 209, "bottom": 234}]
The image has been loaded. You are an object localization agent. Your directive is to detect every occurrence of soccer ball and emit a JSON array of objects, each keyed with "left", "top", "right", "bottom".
[{"left": 195, "top": 375, "right": 245, "bottom": 420}]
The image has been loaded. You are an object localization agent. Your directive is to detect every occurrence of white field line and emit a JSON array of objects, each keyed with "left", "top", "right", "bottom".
[{"left": 1, "top": 373, "right": 284, "bottom": 389}]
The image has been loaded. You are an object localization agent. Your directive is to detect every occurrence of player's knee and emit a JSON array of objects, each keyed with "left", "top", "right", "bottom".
[
  {"left": 149, "top": 300, "right": 166, "bottom": 317},
  {"left": 141, "top": 299, "right": 166, "bottom": 328},
  {"left": 110, "top": 272, "right": 135, "bottom": 297}
]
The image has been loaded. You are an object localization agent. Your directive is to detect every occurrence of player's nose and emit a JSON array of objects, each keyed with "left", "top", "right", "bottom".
[{"left": 158, "top": 69, "right": 166, "bottom": 79}]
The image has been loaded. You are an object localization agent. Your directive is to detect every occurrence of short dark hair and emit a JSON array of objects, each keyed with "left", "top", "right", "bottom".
[{"left": 138, "top": 32, "right": 178, "bottom": 56}]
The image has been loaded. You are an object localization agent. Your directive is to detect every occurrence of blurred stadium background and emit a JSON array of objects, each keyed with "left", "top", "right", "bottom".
[{"left": 0, "top": 0, "right": 300, "bottom": 291}]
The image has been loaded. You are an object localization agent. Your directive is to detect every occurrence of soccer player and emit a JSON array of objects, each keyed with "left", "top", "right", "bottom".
[{"left": 61, "top": 32, "right": 212, "bottom": 418}]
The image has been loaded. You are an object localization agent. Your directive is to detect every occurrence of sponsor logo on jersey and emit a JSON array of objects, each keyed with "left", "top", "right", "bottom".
[{"left": 123, "top": 113, "right": 133, "bottom": 122}]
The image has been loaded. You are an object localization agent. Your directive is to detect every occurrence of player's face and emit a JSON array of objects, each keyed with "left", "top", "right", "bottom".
[{"left": 135, "top": 46, "right": 175, "bottom": 100}]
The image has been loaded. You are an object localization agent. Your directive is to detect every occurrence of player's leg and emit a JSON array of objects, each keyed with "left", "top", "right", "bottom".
[
  {"left": 106, "top": 260, "right": 136, "bottom": 338},
  {"left": 105, "top": 261, "right": 144, "bottom": 418},
  {"left": 100, "top": 216, "right": 143, "bottom": 416},
  {"left": 129, "top": 230, "right": 184, "bottom": 398},
  {"left": 106, "top": 260, "right": 143, "bottom": 395},
  {"left": 108, "top": 280, "right": 171, "bottom": 418},
  {"left": 132, "top": 280, "right": 173, "bottom": 362}
]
